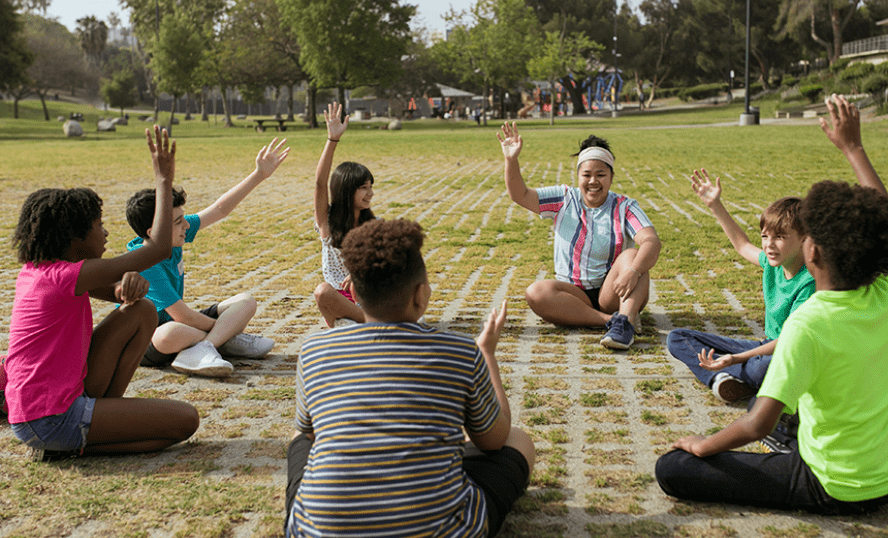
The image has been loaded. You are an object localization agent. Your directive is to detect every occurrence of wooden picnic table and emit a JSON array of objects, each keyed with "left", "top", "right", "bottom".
[{"left": 253, "top": 118, "right": 296, "bottom": 132}]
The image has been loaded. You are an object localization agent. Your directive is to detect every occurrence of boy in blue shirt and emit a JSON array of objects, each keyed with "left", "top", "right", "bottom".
[
  {"left": 665, "top": 170, "right": 815, "bottom": 402},
  {"left": 125, "top": 138, "right": 289, "bottom": 377}
]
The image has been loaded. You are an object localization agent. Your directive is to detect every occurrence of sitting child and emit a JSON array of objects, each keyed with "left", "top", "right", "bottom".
[
  {"left": 666, "top": 170, "right": 814, "bottom": 402},
  {"left": 125, "top": 138, "right": 289, "bottom": 377},
  {"left": 655, "top": 94, "right": 888, "bottom": 514},
  {"left": 285, "top": 219, "right": 535, "bottom": 537},
  {"left": 5, "top": 126, "right": 198, "bottom": 461},
  {"left": 497, "top": 122, "right": 661, "bottom": 349}
]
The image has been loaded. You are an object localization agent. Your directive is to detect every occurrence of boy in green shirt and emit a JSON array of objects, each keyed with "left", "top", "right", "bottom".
[{"left": 655, "top": 95, "right": 888, "bottom": 514}]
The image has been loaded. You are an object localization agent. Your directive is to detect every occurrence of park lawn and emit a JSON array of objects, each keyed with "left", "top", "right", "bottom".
[{"left": 1, "top": 101, "right": 887, "bottom": 537}]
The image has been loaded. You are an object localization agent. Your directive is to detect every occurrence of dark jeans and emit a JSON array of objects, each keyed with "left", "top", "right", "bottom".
[
  {"left": 284, "top": 436, "right": 529, "bottom": 537},
  {"left": 666, "top": 328, "right": 772, "bottom": 388},
  {"left": 656, "top": 446, "right": 888, "bottom": 515}
]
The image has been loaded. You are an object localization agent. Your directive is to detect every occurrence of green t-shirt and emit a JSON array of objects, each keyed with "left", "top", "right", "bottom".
[
  {"left": 759, "top": 274, "right": 888, "bottom": 502},
  {"left": 759, "top": 251, "right": 815, "bottom": 340}
]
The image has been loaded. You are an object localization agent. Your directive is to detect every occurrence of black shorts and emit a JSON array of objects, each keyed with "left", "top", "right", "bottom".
[
  {"left": 284, "top": 438, "right": 530, "bottom": 537},
  {"left": 140, "top": 304, "right": 219, "bottom": 367},
  {"left": 580, "top": 286, "right": 601, "bottom": 311}
]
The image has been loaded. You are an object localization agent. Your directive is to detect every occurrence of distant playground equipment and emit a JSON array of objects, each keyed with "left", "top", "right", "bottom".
[{"left": 592, "top": 70, "right": 623, "bottom": 111}]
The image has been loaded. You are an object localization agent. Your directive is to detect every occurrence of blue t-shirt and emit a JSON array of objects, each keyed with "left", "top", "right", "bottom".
[{"left": 126, "top": 213, "right": 201, "bottom": 324}]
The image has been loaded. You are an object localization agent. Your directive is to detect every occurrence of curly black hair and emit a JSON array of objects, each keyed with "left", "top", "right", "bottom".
[
  {"left": 801, "top": 181, "right": 888, "bottom": 290},
  {"left": 126, "top": 187, "right": 187, "bottom": 238},
  {"left": 329, "top": 161, "right": 376, "bottom": 249},
  {"left": 13, "top": 188, "right": 103, "bottom": 265},
  {"left": 340, "top": 219, "right": 425, "bottom": 311}
]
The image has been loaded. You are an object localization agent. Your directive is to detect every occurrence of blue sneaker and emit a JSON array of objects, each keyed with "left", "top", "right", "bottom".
[{"left": 600, "top": 313, "right": 635, "bottom": 350}]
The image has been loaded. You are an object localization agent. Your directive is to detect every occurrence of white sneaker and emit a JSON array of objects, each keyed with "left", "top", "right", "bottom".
[
  {"left": 172, "top": 341, "right": 233, "bottom": 377},
  {"left": 218, "top": 333, "right": 274, "bottom": 358}
]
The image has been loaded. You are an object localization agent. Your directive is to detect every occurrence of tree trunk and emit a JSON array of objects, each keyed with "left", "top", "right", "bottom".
[
  {"left": 39, "top": 92, "right": 50, "bottom": 121},
  {"left": 154, "top": 95, "right": 160, "bottom": 122},
  {"left": 561, "top": 76, "right": 587, "bottom": 115},
  {"left": 307, "top": 85, "right": 318, "bottom": 129},
  {"left": 201, "top": 88, "right": 208, "bottom": 122},
  {"left": 287, "top": 84, "right": 295, "bottom": 121},
  {"left": 482, "top": 81, "right": 489, "bottom": 126},
  {"left": 220, "top": 85, "right": 233, "bottom": 127},
  {"left": 168, "top": 95, "right": 177, "bottom": 135},
  {"left": 337, "top": 87, "right": 346, "bottom": 121}
]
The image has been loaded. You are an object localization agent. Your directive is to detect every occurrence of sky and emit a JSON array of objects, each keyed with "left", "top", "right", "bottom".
[{"left": 44, "top": 0, "right": 477, "bottom": 39}]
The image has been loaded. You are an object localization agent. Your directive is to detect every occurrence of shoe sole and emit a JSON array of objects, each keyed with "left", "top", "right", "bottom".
[
  {"left": 600, "top": 335, "right": 633, "bottom": 350},
  {"left": 217, "top": 347, "right": 274, "bottom": 359},
  {"left": 713, "top": 378, "right": 756, "bottom": 403},
  {"left": 758, "top": 435, "right": 793, "bottom": 455},
  {"left": 171, "top": 362, "right": 233, "bottom": 378}
]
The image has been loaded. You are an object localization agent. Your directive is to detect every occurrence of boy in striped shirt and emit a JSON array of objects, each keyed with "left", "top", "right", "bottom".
[{"left": 285, "top": 219, "right": 535, "bottom": 538}]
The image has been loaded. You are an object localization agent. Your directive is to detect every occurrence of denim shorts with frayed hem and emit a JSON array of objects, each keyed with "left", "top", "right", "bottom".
[{"left": 10, "top": 392, "right": 96, "bottom": 452}]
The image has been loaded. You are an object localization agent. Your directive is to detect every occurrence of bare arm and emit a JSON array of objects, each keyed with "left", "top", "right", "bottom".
[
  {"left": 469, "top": 300, "right": 511, "bottom": 451},
  {"left": 691, "top": 169, "right": 761, "bottom": 265},
  {"left": 498, "top": 122, "right": 540, "bottom": 213},
  {"left": 670, "top": 396, "right": 785, "bottom": 457},
  {"left": 198, "top": 138, "right": 289, "bottom": 228},
  {"left": 165, "top": 300, "right": 216, "bottom": 332},
  {"left": 314, "top": 103, "right": 349, "bottom": 237},
  {"left": 610, "top": 226, "right": 661, "bottom": 300},
  {"left": 698, "top": 338, "right": 778, "bottom": 371},
  {"left": 820, "top": 94, "right": 887, "bottom": 196},
  {"left": 75, "top": 126, "right": 174, "bottom": 295}
]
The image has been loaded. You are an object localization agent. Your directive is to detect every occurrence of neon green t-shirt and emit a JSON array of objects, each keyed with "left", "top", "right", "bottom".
[
  {"left": 759, "top": 251, "right": 815, "bottom": 340},
  {"left": 759, "top": 274, "right": 888, "bottom": 502}
]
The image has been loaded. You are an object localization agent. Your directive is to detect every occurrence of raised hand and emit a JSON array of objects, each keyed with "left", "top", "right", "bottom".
[
  {"left": 116, "top": 271, "right": 151, "bottom": 306},
  {"left": 146, "top": 124, "right": 175, "bottom": 184},
  {"left": 697, "top": 348, "right": 733, "bottom": 371},
  {"left": 324, "top": 102, "right": 349, "bottom": 141},
  {"left": 255, "top": 137, "right": 290, "bottom": 180},
  {"left": 690, "top": 168, "right": 721, "bottom": 206},
  {"left": 497, "top": 122, "right": 523, "bottom": 159},
  {"left": 477, "top": 299, "right": 508, "bottom": 358},
  {"left": 820, "top": 93, "right": 862, "bottom": 154}
]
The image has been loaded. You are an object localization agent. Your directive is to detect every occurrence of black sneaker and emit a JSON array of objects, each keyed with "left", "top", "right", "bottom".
[
  {"left": 600, "top": 313, "right": 635, "bottom": 350},
  {"left": 28, "top": 447, "right": 82, "bottom": 462},
  {"left": 758, "top": 434, "right": 793, "bottom": 455}
]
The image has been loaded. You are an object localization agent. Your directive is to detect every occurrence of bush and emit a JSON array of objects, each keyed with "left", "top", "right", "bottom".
[
  {"left": 829, "top": 58, "right": 852, "bottom": 73},
  {"left": 782, "top": 75, "right": 798, "bottom": 87},
  {"left": 862, "top": 73, "right": 888, "bottom": 104},
  {"left": 799, "top": 83, "right": 824, "bottom": 103},
  {"left": 838, "top": 62, "right": 874, "bottom": 82},
  {"left": 677, "top": 83, "right": 728, "bottom": 102}
]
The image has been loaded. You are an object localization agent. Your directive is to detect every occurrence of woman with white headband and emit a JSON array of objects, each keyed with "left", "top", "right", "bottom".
[{"left": 496, "top": 122, "right": 661, "bottom": 349}]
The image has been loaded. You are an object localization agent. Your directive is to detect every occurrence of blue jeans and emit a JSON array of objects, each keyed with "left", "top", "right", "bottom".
[
  {"left": 666, "top": 329, "right": 772, "bottom": 389},
  {"left": 10, "top": 393, "right": 95, "bottom": 451}
]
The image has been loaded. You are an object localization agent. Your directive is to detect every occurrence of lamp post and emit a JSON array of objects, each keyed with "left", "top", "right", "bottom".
[{"left": 739, "top": 0, "right": 759, "bottom": 125}]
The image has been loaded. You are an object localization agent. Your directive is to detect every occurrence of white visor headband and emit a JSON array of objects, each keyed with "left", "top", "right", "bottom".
[{"left": 577, "top": 146, "right": 615, "bottom": 170}]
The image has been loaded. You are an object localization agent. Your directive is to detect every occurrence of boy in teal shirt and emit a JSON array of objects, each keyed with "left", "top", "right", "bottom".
[
  {"left": 666, "top": 172, "right": 814, "bottom": 402},
  {"left": 655, "top": 95, "right": 888, "bottom": 514},
  {"left": 126, "top": 138, "right": 289, "bottom": 377}
]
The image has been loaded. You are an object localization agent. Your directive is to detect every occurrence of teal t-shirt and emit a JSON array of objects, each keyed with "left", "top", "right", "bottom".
[
  {"left": 759, "top": 251, "right": 815, "bottom": 340},
  {"left": 126, "top": 213, "right": 201, "bottom": 324},
  {"left": 759, "top": 274, "right": 888, "bottom": 502}
]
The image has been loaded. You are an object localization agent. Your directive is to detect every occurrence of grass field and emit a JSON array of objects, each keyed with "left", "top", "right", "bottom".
[{"left": 1, "top": 99, "right": 887, "bottom": 537}]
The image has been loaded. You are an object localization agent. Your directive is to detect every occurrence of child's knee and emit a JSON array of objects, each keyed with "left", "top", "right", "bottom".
[
  {"left": 176, "top": 403, "right": 200, "bottom": 440},
  {"left": 524, "top": 282, "right": 546, "bottom": 308},
  {"left": 120, "top": 298, "right": 158, "bottom": 330},
  {"left": 314, "top": 283, "right": 336, "bottom": 303}
]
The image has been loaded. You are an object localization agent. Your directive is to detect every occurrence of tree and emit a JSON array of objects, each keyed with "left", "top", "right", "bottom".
[
  {"left": 0, "top": 0, "right": 33, "bottom": 97},
  {"left": 777, "top": 0, "right": 861, "bottom": 65},
  {"left": 150, "top": 10, "right": 207, "bottom": 129},
  {"left": 632, "top": 0, "right": 697, "bottom": 106},
  {"left": 102, "top": 70, "right": 137, "bottom": 116},
  {"left": 23, "top": 15, "right": 89, "bottom": 120},
  {"left": 278, "top": 0, "right": 415, "bottom": 112},
  {"left": 75, "top": 15, "right": 109, "bottom": 67},
  {"left": 436, "top": 0, "right": 540, "bottom": 124},
  {"left": 10, "top": 0, "right": 48, "bottom": 13},
  {"left": 527, "top": 30, "right": 601, "bottom": 124}
]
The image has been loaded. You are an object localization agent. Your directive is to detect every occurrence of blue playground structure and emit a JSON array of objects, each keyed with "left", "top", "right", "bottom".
[{"left": 592, "top": 70, "right": 623, "bottom": 111}]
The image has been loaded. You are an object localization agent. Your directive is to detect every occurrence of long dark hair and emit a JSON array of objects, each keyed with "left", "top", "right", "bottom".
[
  {"left": 329, "top": 161, "right": 375, "bottom": 249},
  {"left": 13, "top": 188, "right": 103, "bottom": 265}
]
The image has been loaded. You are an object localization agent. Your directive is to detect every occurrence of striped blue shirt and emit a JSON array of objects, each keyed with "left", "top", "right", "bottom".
[
  {"left": 287, "top": 322, "right": 502, "bottom": 538},
  {"left": 536, "top": 187, "right": 652, "bottom": 289}
]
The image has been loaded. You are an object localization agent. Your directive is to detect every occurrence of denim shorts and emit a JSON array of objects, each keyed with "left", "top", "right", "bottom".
[{"left": 10, "top": 393, "right": 96, "bottom": 451}]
